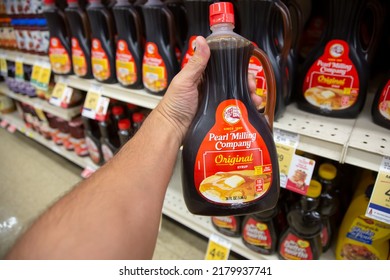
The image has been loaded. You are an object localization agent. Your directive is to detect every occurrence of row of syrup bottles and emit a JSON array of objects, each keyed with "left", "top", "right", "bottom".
[
  {"left": 211, "top": 161, "right": 345, "bottom": 260},
  {"left": 43, "top": 0, "right": 187, "bottom": 95},
  {"left": 82, "top": 101, "right": 148, "bottom": 165}
]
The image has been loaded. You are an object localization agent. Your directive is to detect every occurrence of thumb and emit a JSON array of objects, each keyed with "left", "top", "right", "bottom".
[{"left": 177, "top": 36, "right": 210, "bottom": 86}]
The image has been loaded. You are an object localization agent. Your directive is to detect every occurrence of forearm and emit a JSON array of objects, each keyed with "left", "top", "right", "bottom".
[{"left": 6, "top": 108, "right": 182, "bottom": 260}]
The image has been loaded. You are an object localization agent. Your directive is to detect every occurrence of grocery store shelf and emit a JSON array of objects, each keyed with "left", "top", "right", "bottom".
[
  {"left": 0, "top": 49, "right": 49, "bottom": 65},
  {"left": 64, "top": 75, "right": 162, "bottom": 110},
  {"left": 0, "top": 111, "right": 98, "bottom": 171},
  {"left": 164, "top": 152, "right": 335, "bottom": 260},
  {"left": 344, "top": 94, "right": 390, "bottom": 171},
  {"left": 274, "top": 103, "right": 355, "bottom": 162},
  {"left": 0, "top": 83, "right": 82, "bottom": 121}
]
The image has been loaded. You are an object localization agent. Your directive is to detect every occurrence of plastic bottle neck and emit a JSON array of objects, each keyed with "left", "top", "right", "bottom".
[{"left": 210, "top": 22, "right": 235, "bottom": 35}]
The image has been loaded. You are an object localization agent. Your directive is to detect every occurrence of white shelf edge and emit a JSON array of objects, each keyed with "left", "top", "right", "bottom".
[
  {"left": 0, "top": 111, "right": 98, "bottom": 171},
  {"left": 0, "top": 83, "right": 81, "bottom": 121},
  {"left": 0, "top": 49, "right": 49, "bottom": 65},
  {"left": 65, "top": 75, "right": 161, "bottom": 110},
  {"left": 343, "top": 94, "right": 390, "bottom": 171},
  {"left": 163, "top": 152, "right": 335, "bottom": 260}
]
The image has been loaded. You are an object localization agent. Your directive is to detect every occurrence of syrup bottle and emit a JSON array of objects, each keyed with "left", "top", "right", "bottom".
[
  {"left": 165, "top": 0, "right": 188, "bottom": 62},
  {"left": 43, "top": 0, "right": 72, "bottom": 75},
  {"left": 99, "top": 116, "right": 120, "bottom": 163},
  {"left": 141, "top": 0, "right": 179, "bottom": 95},
  {"left": 278, "top": 180, "right": 323, "bottom": 260},
  {"left": 211, "top": 216, "right": 242, "bottom": 238},
  {"left": 236, "top": 0, "right": 292, "bottom": 118},
  {"left": 241, "top": 206, "right": 281, "bottom": 255},
  {"left": 317, "top": 162, "right": 340, "bottom": 252},
  {"left": 181, "top": 0, "right": 213, "bottom": 68},
  {"left": 297, "top": 0, "right": 382, "bottom": 118},
  {"left": 113, "top": 0, "right": 144, "bottom": 89},
  {"left": 182, "top": 2, "right": 279, "bottom": 216},
  {"left": 82, "top": 116, "right": 104, "bottom": 165},
  {"left": 118, "top": 118, "right": 133, "bottom": 146},
  {"left": 65, "top": 0, "right": 93, "bottom": 79},
  {"left": 371, "top": 72, "right": 390, "bottom": 129},
  {"left": 87, "top": 0, "right": 117, "bottom": 84}
]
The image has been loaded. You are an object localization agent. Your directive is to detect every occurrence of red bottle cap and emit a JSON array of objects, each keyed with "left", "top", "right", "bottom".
[
  {"left": 209, "top": 2, "right": 235, "bottom": 26},
  {"left": 44, "top": 0, "right": 55, "bottom": 4},
  {"left": 132, "top": 112, "right": 144, "bottom": 123},
  {"left": 127, "top": 103, "right": 137, "bottom": 110},
  {"left": 118, "top": 119, "right": 131, "bottom": 130},
  {"left": 112, "top": 106, "right": 124, "bottom": 116}
]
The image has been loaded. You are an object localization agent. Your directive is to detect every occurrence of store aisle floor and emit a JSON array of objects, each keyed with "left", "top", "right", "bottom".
[{"left": 0, "top": 128, "right": 208, "bottom": 259}]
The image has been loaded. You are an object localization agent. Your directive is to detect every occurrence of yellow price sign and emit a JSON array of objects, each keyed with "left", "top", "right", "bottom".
[
  {"left": 15, "top": 60, "right": 24, "bottom": 80},
  {"left": 274, "top": 128, "right": 299, "bottom": 188},
  {"left": 31, "top": 64, "right": 42, "bottom": 84},
  {"left": 0, "top": 57, "right": 7, "bottom": 76},
  {"left": 38, "top": 67, "right": 51, "bottom": 86},
  {"left": 84, "top": 91, "right": 100, "bottom": 111},
  {"left": 34, "top": 107, "right": 47, "bottom": 122},
  {"left": 205, "top": 233, "right": 231, "bottom": 260},
  {"left": 366, "top": 156, "right": 390, "bottom": 224},
  {"left": 51, "top": 82, "right": 67, "bottom": 99}
]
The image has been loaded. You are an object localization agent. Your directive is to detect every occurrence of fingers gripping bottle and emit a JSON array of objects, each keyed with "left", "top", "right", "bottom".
[
  {"left": 87, "top": 0, "right": 117, "bottom": 84},
  {"left": 182, "top": 2, "right": 279, "bottom": 216},
  {"left": 141, "top": 0, "right": 180, "bottom": 95}
]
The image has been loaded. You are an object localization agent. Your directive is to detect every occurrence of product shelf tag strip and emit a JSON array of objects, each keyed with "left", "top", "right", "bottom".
[
  {"left": 274, "top": 128, "right": 299, "bottom": 188},
  {"left": 82, "top": 86, "right": 110, "bottom": 121},
  {"left": 15, "top": 58, "right": 24, "bottom": 81},
  {"left": 366, "top": 156, "right": 390, "bottom": 225},
  {"left": 274, "top": 129, "right": 316, "bottom": 195},
  {"left": 205, "top": 233, "right": 231, "bottom": 260},
  {"left": 0, "top": 55, "right": 7, "bottom": 77}
]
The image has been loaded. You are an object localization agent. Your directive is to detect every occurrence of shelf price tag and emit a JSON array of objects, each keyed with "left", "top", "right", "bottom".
[
  {"left": 81, "top": 166, "right": 98, "bottom": 179},
  {"left": 30, "top": 62, "right": 42, "bottom": 86},
  {"left": 0, "top": 119, "right": 8, "bottom": 128},
  {"left": 366, "top": 156, "right": 390, "bottom": 225},
  {"left": 0, "top": 55, "right": 7, "bottom": 77},
  {"left": 15, "top": 59, "right": 24, "bottom": 81},
  {"left": 274, "top": 128, "right": 316, "bottom": 195},
  {"left": 274, "top": 128, "right": 300, "bottom": 188},
  {"left": 36, "top": 62, "right": 51, "bottom": 91},
  {"left": 82, "top": 85, "right": 109, "bottom": 121},
  {"left": 50, "top": 81, "right": 74, "bottom": 108},
  {"left": 205, "top": 233, "right": 231, "bottom": 260}
]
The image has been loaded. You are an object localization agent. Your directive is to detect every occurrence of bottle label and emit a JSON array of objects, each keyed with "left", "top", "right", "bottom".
[
  {"left": 341, "top": 215, "right": 390, "bottom": 260},
  {"left": 116, "top": 40, "right": 137, "bottom": 86},
  {"left": 142, "top": 42, "right": 168, "bottom": 92},
  {"left": 101, "top": 143, "right": 114, "bottom": 162},
  {"left": 85, "top": 136, "right": 101, "bottom": 164},
  {"left": 302, "top": 40, "right": 359, "bottom": 111},
  {"left": 279, "top": 233, "right": 313, "bottom": 260},
  {"left": 248, "top": 55, "right": 267, "bottom": 110},
  {"left": 378, "top": 80, "right": 390, "bottom": 120},
  {"left": 71, "top": 138, "right": 89, "bottom": 157},
  {"left": 242, "top": 217, "right": 272, "bottom": 248},
  {"left": 181, "top": 36, "right": 197, "bottom": 69},
  {"left": 212, "top": 216, "right": 237, "bottom": 231},
  {"left": 91, "top": 38, "right": 110, "bottom": 81},
  {"left": 194, "top": 99, "right": 273, "bottom": 205},
  {"left": 71, "top": 38, "right": 88, "bottom": 77},
  {"left": 49, "top": 37, "right": 71, "bottom": 74}
]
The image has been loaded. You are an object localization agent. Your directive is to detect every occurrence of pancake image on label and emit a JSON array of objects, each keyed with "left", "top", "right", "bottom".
[
  {"left": 304, "top": 86, "right": 353, "bottom": 110},
  {"left": 199, "top": 170, "right": 271, "bottom": 204}
]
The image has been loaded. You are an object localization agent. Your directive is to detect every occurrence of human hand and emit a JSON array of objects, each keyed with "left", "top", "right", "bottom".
[{"left": 155, "top": 36, "right": 262, "bottom": 142}]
